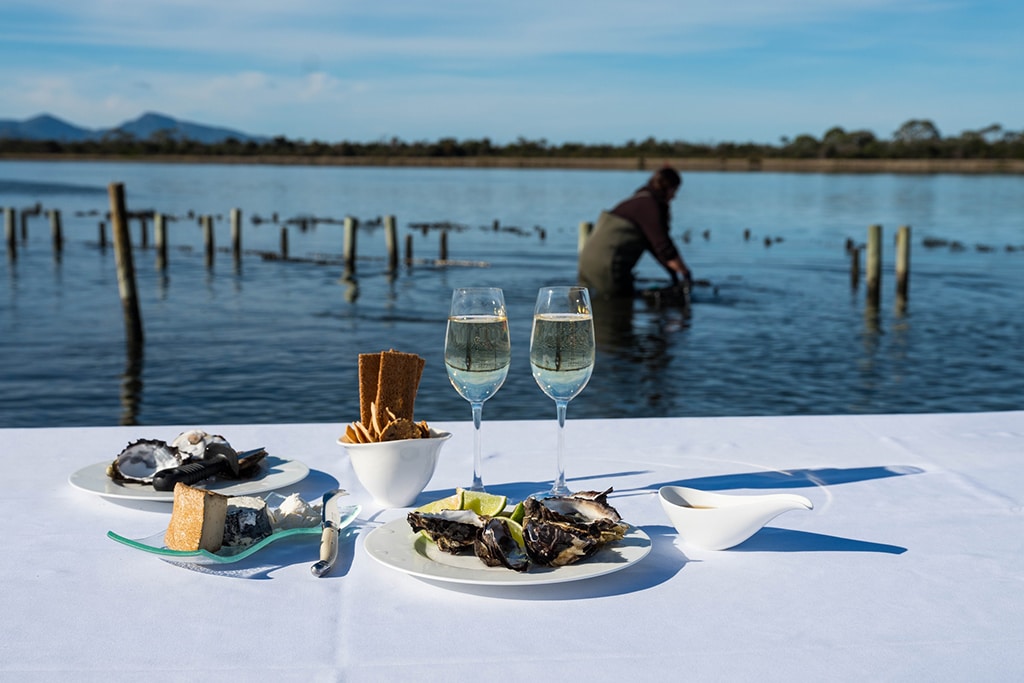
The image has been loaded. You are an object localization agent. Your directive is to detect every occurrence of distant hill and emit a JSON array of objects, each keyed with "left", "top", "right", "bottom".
[{"left": 0, "top": 112, "right": 267, "bottom": 144}]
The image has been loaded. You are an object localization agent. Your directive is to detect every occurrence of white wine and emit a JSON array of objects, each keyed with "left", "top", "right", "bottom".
[
  {"left": 445, "top": 314, "right": 511, "bottom": 403},
  {"left": 530, "top": 312, "right": 595, "bottom": 401}
]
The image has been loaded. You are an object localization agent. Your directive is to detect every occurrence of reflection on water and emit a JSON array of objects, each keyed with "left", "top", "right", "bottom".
[
  {"left": 120, "top": 343, "right": 144, "bottom": 426},
  {"left": 340, "top": 265, "right": 359, "bottom": 302}
]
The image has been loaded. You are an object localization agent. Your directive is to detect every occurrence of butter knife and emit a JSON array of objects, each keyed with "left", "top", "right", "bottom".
[{"left": 311, "top": 489, "right": 360, "bottom": 577}]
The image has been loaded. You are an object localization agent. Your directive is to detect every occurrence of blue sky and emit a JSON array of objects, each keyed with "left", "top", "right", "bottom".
[{"left": 1, "top": 1, "right": 1021, "bottom": 145}]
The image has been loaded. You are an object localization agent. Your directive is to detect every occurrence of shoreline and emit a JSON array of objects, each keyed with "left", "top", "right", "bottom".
[{"left": 2, "top": 153, "right": 1023, "bottom": 174}]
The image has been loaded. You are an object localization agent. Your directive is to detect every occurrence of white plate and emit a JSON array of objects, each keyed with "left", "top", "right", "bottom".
[
  {"left": 364, "top": 518, "right": 651, "bottom": 586},
  {"left": 68, "top": 456, "right": 310, "bottom": 502}
]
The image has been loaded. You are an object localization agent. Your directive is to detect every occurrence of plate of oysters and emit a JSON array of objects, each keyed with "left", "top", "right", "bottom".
[
  {"left": 364, "top": 488, "right": 651, "bottom": 586},
  {"left": 69, "top": 429, "right": 310, "bottom": 502}
]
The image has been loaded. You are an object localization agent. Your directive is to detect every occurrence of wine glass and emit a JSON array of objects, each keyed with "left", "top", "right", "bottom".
[
  {"left": 444, "top": 287, "right": 511, "bottom": 492},
  {"left": 530, "top": 286, "right": 595, "bottom": 497}
]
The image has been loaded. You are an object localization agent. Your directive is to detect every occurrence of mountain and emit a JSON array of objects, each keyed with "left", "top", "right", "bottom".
[
  {"left": 0, "top": 112, "right": 267, "bottom": 144},
  {"left": 0, "top": 114, "right": 93, "bottom": 142}
]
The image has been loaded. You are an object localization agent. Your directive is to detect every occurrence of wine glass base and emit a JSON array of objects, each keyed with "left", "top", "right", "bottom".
[{"left": 531, "top": 484, "right": 572, "bottom": 499}]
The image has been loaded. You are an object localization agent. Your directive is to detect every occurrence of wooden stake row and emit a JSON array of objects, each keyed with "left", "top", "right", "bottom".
[{"left": 7, "top": 206, "right": 443, "bottom": 269}]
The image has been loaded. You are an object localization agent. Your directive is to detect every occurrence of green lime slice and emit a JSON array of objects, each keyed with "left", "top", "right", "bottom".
[
  {"left": 414, "top": 490, "right": 465, "bottom": 513},
  {"left": 460, "top": 490, "right": 507, "bottom": 517}
]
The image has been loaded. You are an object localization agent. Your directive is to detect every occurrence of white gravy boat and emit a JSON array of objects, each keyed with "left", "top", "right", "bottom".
[{"left": 659, "top": 485, "right": 813, "bottom": 550}]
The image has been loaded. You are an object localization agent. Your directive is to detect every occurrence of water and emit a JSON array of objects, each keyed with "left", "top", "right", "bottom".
[{"left": 2, "top": 160, "right": 1023, "bottom": 428}]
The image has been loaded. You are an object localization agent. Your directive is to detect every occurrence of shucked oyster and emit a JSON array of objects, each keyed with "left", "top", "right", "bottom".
[
  {"left": 475, "top": 517, "right": 530, "bottom": 572},
  {"left": 106, "top": 431, "right": 242, "bottom": 486},
  {"left": 523, "top": 488, "right": 628, "bottom": 567},
  {"left": 406, "top": 488, "right": 629, "bottom": 571},
  {"left": 406, "top": 509, "right": 485, "bottom": 554},
  {"left": 106, "top": 439, "right": 184, "bottom": 484},
  {"left": 170, "top": 430, "right": 232, "bottom": 460}
]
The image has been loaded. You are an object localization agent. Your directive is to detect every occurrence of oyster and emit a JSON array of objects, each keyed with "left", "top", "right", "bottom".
[
  {"left": 523, "top": 489, "right": 628, "bottom": 567},
  {"left": 170, "top": 430, "right": 233, "bottom": 460},
  {"left": 474, "top": 517, "right": 530, "bottom": 572},
  {"left": 106, "top": 439, "right": 184, "bottom": 484},
  {"left": 406, "top": 509, "right": 485, "bottom": 554}
]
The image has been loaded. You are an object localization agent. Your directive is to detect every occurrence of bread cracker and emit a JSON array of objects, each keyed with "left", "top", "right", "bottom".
[
  {"left": 376, "top": 350, "right": 423, "bottom": 421},
  {"left": 380, "top": 418, "right": 423, "bottom": 442},
  {"left": 358, "top": 353, "right": 382, "bottom": 427}
]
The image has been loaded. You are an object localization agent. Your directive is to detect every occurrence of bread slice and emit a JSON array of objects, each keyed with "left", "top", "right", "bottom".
[{"left": 165, "top": 482, "right": 228, "bottom": 552}]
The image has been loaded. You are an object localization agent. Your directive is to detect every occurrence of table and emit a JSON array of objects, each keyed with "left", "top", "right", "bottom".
[{"left": 2, "top": 412, "right": 1023, "bottom": 681}]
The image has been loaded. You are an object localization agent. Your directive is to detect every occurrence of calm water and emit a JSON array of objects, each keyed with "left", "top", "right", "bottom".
[{"left": 2, "top": 160, "right": 1023, "bottom": 428}]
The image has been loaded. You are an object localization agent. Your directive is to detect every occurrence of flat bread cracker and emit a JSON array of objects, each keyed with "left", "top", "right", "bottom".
[
  {"left": 379, "top": 418, "right": 422, "bottom": 442},
  {"left": 358, "top": 353, "right": 382, "bottom": 427},
  {"left": 375, "top": 350, "right": 423, "bottom": 422}
]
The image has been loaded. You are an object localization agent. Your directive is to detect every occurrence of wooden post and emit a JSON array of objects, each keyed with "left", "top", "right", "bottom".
[
  {"left": 578, "top": 221, "right": 593, "bottom": 253},
  {"left": 405, "top": 234, "right": 414, "bottom": 264},
  {"left": 866, "top": 224, "right": 882, "bottom": 307},
  {"left": 895, "top": 225, "right": 911, "bottom": 301},
  {"left": 230, "top": 208, "right": 242, "bottom": 261},
  {"left": 48, "top": 209, "right": 63, "bottom": 253},
  {"left": 20, "top": 210, "right": 28, "bottom": 242},
  {"left": 202, "top": 215, "right": 214, "bottom": 267},
  {"left": 439, "top": 229, "right": 448, "bottom": 261},
  {"left": 98, "top": 221, "right": 107, "bottom": 249},
  {"left": 384, "top": 214, "right": 398, "bottom": 271},
  {"left": 139, "top": 216, "right": 148, "bottom": 249},
  {"left": 109, "top": 183, "right": 144, "bottom": 349},
  {"left": 155, "top": 213, "right": 168, "bottom": 270},
  {"left": 4, "top": 208, "right": 15, "bottom": 257},
  {"left": 343, "top": 216, "right": 357, "bottom": 269},
  {"left": 280, "top": 227, "right": 289, "bottom": 259}
]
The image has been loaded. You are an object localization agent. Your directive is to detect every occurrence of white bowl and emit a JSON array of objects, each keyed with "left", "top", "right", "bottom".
[
  {"left": 339, "top": 430, "right": 451, "bottom": 508},
  {"left": 659, "top": 485, "right": 813, "bottom": 550}
]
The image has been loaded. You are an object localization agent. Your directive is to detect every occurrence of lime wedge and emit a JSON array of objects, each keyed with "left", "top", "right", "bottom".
[
  {"left": 500, "top": 517, "right": 526, "bottom": 550},
  {"left": 499, "top": 500, "right": 525, "bottom": 524},
  {"left": 414, "top": 490, "right": 465, "bottom": 513},
  {"left": 461, "top": 490, "right": 508, "bottom": 517}
]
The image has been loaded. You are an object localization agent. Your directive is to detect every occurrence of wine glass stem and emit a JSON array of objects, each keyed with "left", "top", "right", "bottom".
[
  {"left": 552, "top": 399, "right": 569, "bottom": 495},
  {"left": 470, "top": 401, "right": 484, "bottom": 492}
]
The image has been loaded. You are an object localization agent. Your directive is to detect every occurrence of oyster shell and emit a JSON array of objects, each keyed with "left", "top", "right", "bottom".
[
  {"left": 406, "top": 509, "right": 485, "bottom": 554},
  {"left": 106, "top": 439, "right": 184, "bottom": 484},
  {"left": 406, "top": 488, "right": 630, "bottom": 571},
  {"left": 523, "top": 489, "right": 628, "bottom": 566},
  {"left": 170, "top": 430, "right": 233, "bottom": 460},
  {"left": 474, "top": 517, "right": 530, "bottom": 572}
]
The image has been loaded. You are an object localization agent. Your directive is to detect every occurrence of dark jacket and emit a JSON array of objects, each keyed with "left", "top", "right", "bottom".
[{"left": 578, "top": 183, "right": 680, "bottom": 298}]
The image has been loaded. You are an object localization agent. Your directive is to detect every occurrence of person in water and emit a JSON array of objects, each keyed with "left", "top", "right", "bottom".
[{"left": 578, "top": 167, "right": 692, "bottom": 299}]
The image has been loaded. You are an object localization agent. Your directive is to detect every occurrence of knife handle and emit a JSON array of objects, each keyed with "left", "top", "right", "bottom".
[
  {"left": 152, "top": 460, "right": 226, "bottom": 492},
  {"left": 311, "top": 528, "right": 339, "bottom": 577}
]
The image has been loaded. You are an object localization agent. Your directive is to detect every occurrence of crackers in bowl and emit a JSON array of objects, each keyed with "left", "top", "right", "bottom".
[{"left": 342, "top": 349, "right": 432, "bottom": 444}]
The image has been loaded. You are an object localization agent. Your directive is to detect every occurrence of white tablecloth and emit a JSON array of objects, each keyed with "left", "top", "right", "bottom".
[{"left": 2, "top": 412, "right": 1023, "bottom": 681}]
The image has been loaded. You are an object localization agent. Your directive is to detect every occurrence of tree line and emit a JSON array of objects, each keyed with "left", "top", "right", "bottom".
[{"left": 2, "top": 119, "right": 1022, "bottom": 160}]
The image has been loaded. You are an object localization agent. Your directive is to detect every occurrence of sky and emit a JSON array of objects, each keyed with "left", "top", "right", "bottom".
[{"left": 1, "top": 1, "right": 1022, "bottom": 146}]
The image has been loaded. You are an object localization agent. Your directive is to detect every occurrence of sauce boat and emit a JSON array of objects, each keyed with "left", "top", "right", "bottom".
[{"left": 659, "top": 485, "right": 813, "bottom": 550}]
